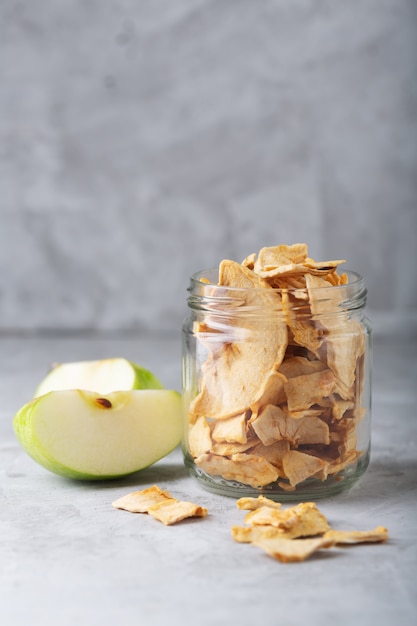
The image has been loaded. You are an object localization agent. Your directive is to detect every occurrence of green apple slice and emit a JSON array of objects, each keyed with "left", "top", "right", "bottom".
[
  {"left": 13, "top": 389, "right": 182, "bottom": 480},
  {"left": 34, "top": 358, "right": 164, "bottom": 397}
]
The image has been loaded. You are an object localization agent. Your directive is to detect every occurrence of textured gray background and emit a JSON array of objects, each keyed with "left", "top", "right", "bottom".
[{"left": 1, "top": 0, "right": 416, "bottom": 335}]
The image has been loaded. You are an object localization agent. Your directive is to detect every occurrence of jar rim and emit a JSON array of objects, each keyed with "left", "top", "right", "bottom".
[{"left": 189, "top": 268, "right": 365, "bottom": 295}]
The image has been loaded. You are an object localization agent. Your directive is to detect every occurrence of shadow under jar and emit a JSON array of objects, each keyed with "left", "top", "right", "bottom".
[{"left": 182, "top": 268, "right": 372, "bottom": 501}]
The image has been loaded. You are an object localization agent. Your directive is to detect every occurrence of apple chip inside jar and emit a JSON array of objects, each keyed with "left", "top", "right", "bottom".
[
  {"left": 188, "top": 415, "right": 212, "bottom": 458},
  {"left": 186, "top": 243, "right": 368, "bottom": 494},
  {"left": 212, "top": 412, "right": 249, "bottom": 444},
  {"left": 189, "top": 260, "right": 288, "bottom": 420},
  {"left": 284, "top": 369, "right": 336, "bottom": 413},
  {"left": 249, "top": 404, "right": 330, "bottom": 447},
  {"left": 195, "top": 452, "right": 279, "bottom": 489}
]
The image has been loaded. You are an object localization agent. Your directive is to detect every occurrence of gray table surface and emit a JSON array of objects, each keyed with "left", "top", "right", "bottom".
[{"left": 1, "top": 331, "right": 416, "bottom": 626}]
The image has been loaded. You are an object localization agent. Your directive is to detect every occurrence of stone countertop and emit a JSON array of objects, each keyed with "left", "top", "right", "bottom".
[{"left": 1, "top": 332, "right": 416, "bottom": 626}]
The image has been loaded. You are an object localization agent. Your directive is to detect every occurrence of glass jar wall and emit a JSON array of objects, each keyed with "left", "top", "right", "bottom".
[{"left": 182, "top": 265, "right": 372, "bottom": 501}]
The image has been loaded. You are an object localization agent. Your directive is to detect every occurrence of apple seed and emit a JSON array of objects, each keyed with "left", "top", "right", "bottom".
[{"left": 96, "top": 397, "right": 112, "bottom": 409}]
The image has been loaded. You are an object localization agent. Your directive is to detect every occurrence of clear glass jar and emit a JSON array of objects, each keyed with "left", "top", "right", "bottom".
[{"left": 182, "top": 267, "right": 372, "bottom": 501}]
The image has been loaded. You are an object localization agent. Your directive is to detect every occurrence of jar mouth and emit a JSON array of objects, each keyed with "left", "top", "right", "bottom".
[
  {"left": 188, "top": 268, "right": 367, "bottom": 313},
  {"left": 190, "top": 268, "right": 364, "bottom": 292}
]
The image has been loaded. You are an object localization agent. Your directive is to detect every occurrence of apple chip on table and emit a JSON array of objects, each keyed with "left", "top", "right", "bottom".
[
  {"left": 112, "top": 485, "right": 173, "bottom": 513},
  {"left": 186, "top": 243, "right": 367, "bottom": 493},
  {"left": 112, "top": 485, "right": 208, "bottom": 526},
  {"left": 231, "top": 497, "right": 389, "bottom": 562}
]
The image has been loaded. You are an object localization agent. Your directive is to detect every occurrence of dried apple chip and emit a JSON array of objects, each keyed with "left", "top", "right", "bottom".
[
  {"left": 272, "top": 275, "right": 308, "bottom": 291},
  {"left": 249, "top": 404, "right": 287, "bottom": 446},
  {"left": 241, "top": 252, "right": 256, "bottom": 269},
  {"left": 325, "top": 271, "right": 348, "bottom": 286},
  {"left": 284, "top": 408, "right": 325, "bottom": 420},
  {"left": 195, "top": 452, "right": 279, "bottom": 488},
  {"left": 112, "top": 486, "right": 208, "bottom": 526},
  {"left": 212, "top": 412, "right": 249, "bottom": 444},
  {"left": 232, "top": 517, "right": 328, "bottom": 542},
  {"left": 306, "top": 273, "right": 365, "bottom": 391},
  {"left": 282, "top": 450, "right": 329, "bottom": 487},
  {"left": 112, "top": 485, "right": 172, "bottom": 513},
  {"left": 327, "top": 331, "right": 365, "bottom": 393},
  {"left": 331, "top": 398, "right": 355, "bottom": 420},
  {"left": 253, "top": 243, "right": 308, "bottom": 273},
  {"left": 231, "top": 525, "right": 286, "bottom": 543},
  {"left": 284, "top": 502, "right": 330, "bottom": 538},
  {"left": 244, "top": 502, "right": 330, "bottom": 537},
  {"left": 279, "top": 356, "right": 327, "bottom": 379},
  {"left": 287, "top": 319, "right": 323, "bottom": 356},
  {"left": 253, "top": 246, "right": 345, "bottom": 283},
  {"left": 190, "top": 262, "right": 288, "bottom": 419},
  {"left": 323, "top": 526, "right": 389, "bottom": 544},
  {"left": 188, "top": 415, "right": 212, "bottom": 458},
  {"left": 304, "top": 257, "right": 346, "bottom": 272},
  {"left": 148, "top": 499, "right": 208, "bottom": 526},
  {"left": 327, "top": 451, "right": 361, "bottom": 475},
  {"left": 236, "top": 495, "right": 283, "bottom": 511},
  {"left": 211, "top": 439, "right": 258, "bottom": 456},
  {"left": 248, "top": 439, "right": 290, "bottom": 471},
  {"left": 250, "top": 370, "right": 287, "bottom": 411},
  {"left": 284, "top": 369, "right": 336, "bottom": 413},
  {"left": 250, "top": 404, "right": 330, "bottom": 447},
  {"left": 191, "top": 320, "right": 225, "bottom": 355},
  {"left": 259, "top": 263, "right": 344, "bottom": 281},
  {"left": 252, "top": 535, "right": 335, "bottom": 562}
]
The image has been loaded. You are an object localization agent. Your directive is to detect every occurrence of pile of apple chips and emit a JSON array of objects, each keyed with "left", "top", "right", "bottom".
[
  {"left": 186, "top": 243, "right": 368, "bottom": 493},
  {"left": 232, "top": 496, "right": 388, "bottom": 562}
]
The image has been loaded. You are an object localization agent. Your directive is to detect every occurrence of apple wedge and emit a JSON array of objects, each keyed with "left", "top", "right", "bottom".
[
  {"left": 13, "top": 389, "right": 182, "bottom": 480},
  {"left": 34, "top": 358, "right": 164, "bottom": 398}
]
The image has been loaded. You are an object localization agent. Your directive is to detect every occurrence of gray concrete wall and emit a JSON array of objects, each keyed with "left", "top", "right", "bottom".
[{"left": 1, "top": 0, "right": 416, "bottom": 335}]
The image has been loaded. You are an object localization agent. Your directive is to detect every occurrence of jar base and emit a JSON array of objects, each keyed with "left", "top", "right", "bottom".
[{"left": 183, "top": 450, "right": 370, "bottom": 502}]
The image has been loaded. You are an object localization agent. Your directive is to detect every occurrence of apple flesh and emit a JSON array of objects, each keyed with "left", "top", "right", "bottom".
[
  {"left": 34, "top": 358, "right": 164, "bottom": 397},
  {"left": 13, "top": 389, "right": 182, "bottom": 480}
]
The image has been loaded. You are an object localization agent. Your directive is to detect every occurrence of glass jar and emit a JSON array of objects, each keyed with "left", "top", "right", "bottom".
[{"left": 182, "top": 267, "right": 372, "bottom": 501}]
